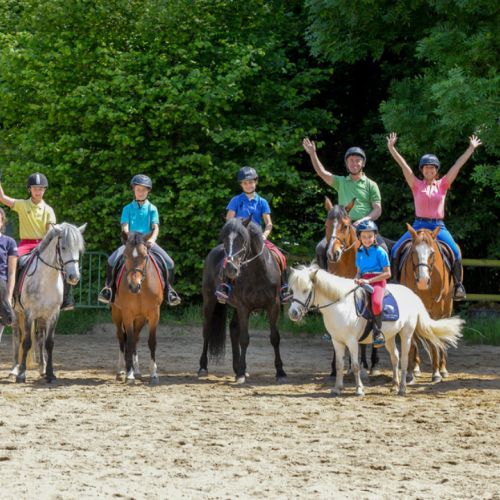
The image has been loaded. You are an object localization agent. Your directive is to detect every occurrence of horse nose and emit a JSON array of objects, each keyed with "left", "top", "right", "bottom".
[
  {"left": 129, "top": 283, "right": 141, "bottom": 294},
  {"left": 67, "top": 273, "right": 80, "bottom": 285},
  {"left": 333, "top": 249, "right": 342, "bottom": 262},
  {"left": 288, "top": 307, "right": 300, "bottom": 322}
]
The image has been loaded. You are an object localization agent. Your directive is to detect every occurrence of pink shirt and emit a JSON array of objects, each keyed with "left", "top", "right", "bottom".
[{"left": 412, "top": 176, "right": 449, "bottom": 219}]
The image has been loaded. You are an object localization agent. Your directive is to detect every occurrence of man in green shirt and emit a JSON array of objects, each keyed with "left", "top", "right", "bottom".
[{"left": 303, "top": 138, "right": 386, "bottom": 269}]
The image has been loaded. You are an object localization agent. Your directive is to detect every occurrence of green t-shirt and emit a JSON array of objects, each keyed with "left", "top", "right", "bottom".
[{"left": 331, "top": 174, "right": 381, "bottom": 221}]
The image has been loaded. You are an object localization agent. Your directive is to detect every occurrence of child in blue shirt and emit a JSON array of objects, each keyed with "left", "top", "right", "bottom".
[
  {"left": 98, "top": 175, "right": 180, "bottom": 306},
  {"left": 215, "top": 166, "right": 289, "bottom": 303},
  {"left": 354, "top": 220, "right": 391, "bottom": 347}
]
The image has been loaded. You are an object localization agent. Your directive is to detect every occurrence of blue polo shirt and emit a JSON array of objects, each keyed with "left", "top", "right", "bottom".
[
  {"left": 226, "top": 193, "right": 271, "bottom": 226},
  {"left": 356, "top": 245, "right": 389, "bottom": 274},
  {"left": 120, "top": 200, "right": 159, "bottom": 234},
  {"left": 0, "top": 234, "right": 18, "bottom": 281}
]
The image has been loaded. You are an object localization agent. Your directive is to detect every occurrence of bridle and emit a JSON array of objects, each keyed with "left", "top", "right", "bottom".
[
  {"left": 290, "top": 283, "right": 358, "bottom": 315},
  {"left": 31, "top": 235, "right": 80, "bottom": 275},
  {"left": 125, "top": 246, "right": 150, "bottom": 289},
  {"left": 326, "top": 218, "right": 358, "bottom": 262},
  {"left": 222, "top": 238, "right": 265, "bottom": 271}
]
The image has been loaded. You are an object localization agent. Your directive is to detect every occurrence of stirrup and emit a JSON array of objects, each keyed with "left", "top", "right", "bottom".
[
  {"left": 372, "top": 331, "right": 385, "bottom": 349},
  {"left": 280, "top": 284, "right": 292, "bottom": 303},
  {"left": 98, "top": 287, "right": 112, "bottom": 304},
  {"left": 453, "top": 283, "right": 466, "bottom": 301},
  {"left": 61, "top": 300, "right": 75, "bottom": 312},
  {"left": 215, "top": 283, "right": 232, "bottom": 303},
  {"left": 167, "top": 288, "right": 181, "bottom": 306}
]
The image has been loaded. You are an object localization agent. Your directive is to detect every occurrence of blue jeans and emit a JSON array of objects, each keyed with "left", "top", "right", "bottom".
[{"left": 391, "top": 220, "right": 460, "bottom": 260}]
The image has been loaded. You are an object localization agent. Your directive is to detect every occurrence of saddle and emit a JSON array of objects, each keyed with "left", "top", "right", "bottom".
[
  {"left": 14, "top": 251, "right": 39, "bottom": 308},
  {"left": 397, "top": 239, "right": 454, "bottom": 275},
  {"left": 264, "top": 240, "right": 287, "bottom": 273},
  {"left": 354, "top": 287, "right": 400, "bottom": 322}
]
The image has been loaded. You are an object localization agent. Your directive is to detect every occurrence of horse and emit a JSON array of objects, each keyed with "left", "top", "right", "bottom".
[
  {"left": 400, "top": 224, "right": 455, "bottom": 382},
  {"left": 288, "top": 265, "right": 463, "bottom": 397},
  {"left": 199, "top": 217, "right": 286, "bottom": 384},
  {"left": 111, "top": 231, "right": 163, "bottom": 384},
  {"left": 11, "top": 222, "right": 86, "bottom": 383},
  {"left": 322, "top": 197, "right": 380, "bottom": 376}
]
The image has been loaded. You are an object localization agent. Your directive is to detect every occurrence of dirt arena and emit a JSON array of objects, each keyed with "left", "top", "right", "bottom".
[{"left": 0, "top": 323, "right": 498, "bottom": 499}]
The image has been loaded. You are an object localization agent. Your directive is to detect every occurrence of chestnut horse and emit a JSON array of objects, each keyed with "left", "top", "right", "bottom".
[
  {"left": 322, "top": 197, "right": 380, "bottom": 375},
  {"left": 400, "top": 224, "right": 454, "bottom": 382},
  {"left": 111, "top": 231, "right": 163, "bottom": 384}
]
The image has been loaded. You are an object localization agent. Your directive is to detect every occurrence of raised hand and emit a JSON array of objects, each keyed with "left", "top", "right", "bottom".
[
  {"left": 302, "top": 137, "right": 316, "bottom": 155},
  {"left": 469, "top": 134, "right": 482, "bottom": 149},
  {"left": 387, "top": 132, "right": 398, "bottom": 149}
]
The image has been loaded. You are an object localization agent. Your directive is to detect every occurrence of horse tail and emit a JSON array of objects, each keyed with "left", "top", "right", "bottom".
[
  {"left": 414, "top": 301, "right": 463, "bottom": 352},
  {"left": 206, "top": 301, "right": 228, "bottom": 360}
]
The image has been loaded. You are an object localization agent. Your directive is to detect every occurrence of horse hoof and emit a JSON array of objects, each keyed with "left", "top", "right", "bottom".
[
  {"left": 331, "top": 389, "right": 341, "bottom": 397},
  {"left": 370, "top": 368, "right": 381, "bottom": 377},
  {"left": 413, "top": 368, "right": 421, "bottom": 377},
  {"left": 150, "top": 376, "right": 159, "bottom": 386},
  {"left": 125, "top": 377, "right": 136, "bottom": 384},
  {"left": 440, "top": 370, "right": 449, "bottom": 378},
  {"left": 398, "top": 388, "right": 407, "bottom": 397},
  {"left": 198, "top": 368, "right": 208, "bottom": 378},
  {"left": 235, "top": 375, "right": 246, "bottom": 384},
  {"left": 432, "top": 375, "right": 442, "bottom": 383},
  {"left": 276, "top": 376, "right": 288, "bottom": 384},
  {"left": 406, "top": 376, "right": 416, "bottom": 385},
  {"left": 16, "top": 374, "right": 26, "bottom": 384},
  {"left": 355, "top": 389, "right": 365, "bottom": 397},
  {"left": 116, "top": 372, "right": 125, "bottom": 381}
]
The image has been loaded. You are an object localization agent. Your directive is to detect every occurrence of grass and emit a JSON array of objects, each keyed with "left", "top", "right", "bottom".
[{"left": 2, "top": 305, "right": 498, "bottom": 345}]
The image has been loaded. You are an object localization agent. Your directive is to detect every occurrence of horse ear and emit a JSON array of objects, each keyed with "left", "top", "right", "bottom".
[
  {"left": 324, "top": 196, "right": 333, "bottom": 212},
  {"left": 345, "top": 198, "right": 356, "bottom": 213},
  {"left": 406, "top": 223, "right": 418, "bottom": 239},
  {"left": 121, "top": 230, "right": 129, "bottom": 245},
  {"left": 309, "top": 268, "right": 319, "bottom": 283},
  {"left": 78, "top": 223, "right": 87, "bottom": 234},
  {"left": 242, "top": 216, "right": 252, "bottom": 227},
  {"left": 431, "top": 226, "right": 441, "bottom": 239}
]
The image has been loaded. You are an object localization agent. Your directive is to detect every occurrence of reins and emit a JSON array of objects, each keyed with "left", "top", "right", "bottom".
[{"left": 291, "top": 284, "right": 359, "bottom": 313}]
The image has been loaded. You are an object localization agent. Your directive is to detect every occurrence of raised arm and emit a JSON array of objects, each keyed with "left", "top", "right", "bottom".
[
  {"left": 446, "top": 135, "right": 482, "bottom": 186},
  {"left": 0, "top": 183, "right": 15, "bottom": 208},
  {"left": 302, "top": 138, "right": 334, "bottom": 186},
  {"left": 387, "top": 133, "right": 415, "bottom": 189}
]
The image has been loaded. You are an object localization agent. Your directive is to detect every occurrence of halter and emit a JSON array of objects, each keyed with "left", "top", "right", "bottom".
[
  {"left": 33, "top": 236, "right": 80, "bottom": 273},
  {"left": 223, "top": 241, "right": 265, "bottom": 269},
  {"left": 125, "top": 248, "right": 150, "bottom": 288},
  {"left": 327, "top": 220, "right": 358, "bottom": 262},
  {"left": 290, "top": 284, "right": 358, "bottom": 314}
]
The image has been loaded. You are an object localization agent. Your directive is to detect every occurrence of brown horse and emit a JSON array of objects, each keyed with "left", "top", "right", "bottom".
[
  {"left": 111, "top": 231, "right": 163, "bottom": 384},
  {"left": 400, "top": 224, "right": 454, "bottom": 382},
  {"left": 323, "top": 197, "right": 380, "bottom": 375}
]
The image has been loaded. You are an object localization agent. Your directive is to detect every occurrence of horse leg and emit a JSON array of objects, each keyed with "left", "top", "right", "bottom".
[
  {"left": 370, "top": 345, "right": 381, "bottom": 376},
  {"left": 198, "top": 298, "right": 217, "bottom": 377},
  {"left": 229, "top": 310, "right": 241, "bottom": 378},
  {"left": 331, "top": 340, "right": 346, "bottom": 396},
  {"left": 347, "top": 340, "right": 364, "bottom": 397},
  {"left": 430, "top": 344, "right": 442, "bottom": 383},
  {"left": 10, "top": 316, "right": 22, "bottom": 377},
  {"left": 112, "top": 307, "right": 126, "bottom": 380},
  {"left": 330, "top": 349, "right": 336, "bottom": 378},
  {"left": 384, "top": 336, "right": 400, "bottom": 390},
  {"left": 147, "top": 311, "right": 159, "bottom": 385},
  {"left": 132, "top": 318, "right": 146, "bottom": 379},
  {"left": 234, "top": 309, "right": 250, "bottom": 384},
  {"left": 439, "top": 346, "right": 449, "bottom": 378},
  {"left": 16, "top": 316, "right": 34, "bottom": 383},
  {"left": 407, "top": 336, "right": 419, "bottom": 384},
  {"left": 398, "top": 328, "right": 413, "bottom": 397},
  {"left": 37, "top": 322, "right": 48, "bottom": 377},
  {"left": 44, "top": 317, "right": 58, "bottom": 383},
  {"left": 360, "top": 344, "right": 369, "bottom": 371},
  {"left": 124, "top": 322, "right": 137, "bottom": 383},
  {"left": 268, "top": 303, "right": 287, "bottom": 381}
]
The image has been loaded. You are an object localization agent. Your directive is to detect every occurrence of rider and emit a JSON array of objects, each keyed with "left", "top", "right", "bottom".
[
  {"left": 387, "top": 133, "right": 482, "bottom": 300},
  {"left": 0, "top": 173, "right": 75, "bottom": 311},
  {"left": 97, "top": 174, "right": 181, "bottom": 306},
  {"left": 302, "top": 138, "right": 385, "bottom": 269},
  {"left": 354, "top": 220, "right": 391, "bottom": 348},
  {"left": 215, "top": 166, "right": 290, "bottom": 303},
  {"left": 0, "top": 208, "right": 18, "bottom": 308}
]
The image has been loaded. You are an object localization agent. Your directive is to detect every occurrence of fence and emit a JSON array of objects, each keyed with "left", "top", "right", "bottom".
[{"left": 462, "top": 258, "right": 500, "bottom": 302}]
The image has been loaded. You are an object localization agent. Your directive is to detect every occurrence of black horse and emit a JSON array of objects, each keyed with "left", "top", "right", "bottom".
[{"left": 198, "top": 217, "right": 286, "bottom": 383}]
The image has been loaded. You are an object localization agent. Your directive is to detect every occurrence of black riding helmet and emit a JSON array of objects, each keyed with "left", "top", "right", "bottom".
[
  {"left": 130, "top": 174, "right": 153, "bottom": 190},
  {"left": 419, "top": 154, "right": 440, "bottom": 171},
  {"left": 356, "top": 220, "right": 378, "bottom": 235},
  {"left": 344, "top": 147, "right": 367, "bottom": 164},
  {"left": 27, "top": 172, "right": 49, "bottom": 189},
  {"left": 237, "top": 166, "right": 258, "bottom": 182}
]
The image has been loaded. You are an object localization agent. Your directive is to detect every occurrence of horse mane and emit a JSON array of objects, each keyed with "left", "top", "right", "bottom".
[
  {"left": 290, "top": 264, "right": 353, "bottom": 301},
  {"left": 218, "top": 217, "right": 264, "bottom": 254},
  {"left": 413, "top": 229, "right": 435, "bottom": 248},
  {"left": 127, "top": 231, "right": 146, "bottom": 247},
  {"left": 327, "top": 204, "right": 348, "bottom": 221}
]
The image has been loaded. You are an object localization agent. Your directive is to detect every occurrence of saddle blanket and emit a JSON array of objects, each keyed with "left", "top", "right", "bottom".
[{"left": 354, "top": 288, "right": 400, "bottom": 322}]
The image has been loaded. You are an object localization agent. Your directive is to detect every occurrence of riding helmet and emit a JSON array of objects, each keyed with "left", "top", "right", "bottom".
[
  {"left": 237, "top": 166, "right": 258, "bottom": 182},
  {"left": 356, "top": 220, "right": 378, "bottom": 234},
  {"left": 418, "top": 154, "right": 440, "bottom": 171},
  {"left": 130, "top": 174, "right": 153, "bottom": 190},
  {"left": 344, "top": 147, "right": 366, "bottom": 164},
  {"left": 27, "top": 172, "right": 49, "bottom": 189}
]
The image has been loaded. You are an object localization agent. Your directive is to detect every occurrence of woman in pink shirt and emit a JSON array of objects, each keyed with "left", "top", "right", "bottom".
[{"left": 387, "top": 133, "right": 482, "bottom": 300}]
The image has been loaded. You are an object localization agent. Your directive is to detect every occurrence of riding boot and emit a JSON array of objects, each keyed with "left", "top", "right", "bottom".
[
  {"left": 215, "top": 282, "right": 232, "bottom": 304},
  {"left": 451, "top": 259, "right": 466, "bottom": 301},
  {"left": 98, "top": 263, "right": 113, "bottom": 304},
  {"left": 372, "top": 314, "right": 385, "bottom": 348},
  {"left": 61, "top": 281, "right": 75, "bottom": 312},
  {"left": 164, "top": 282, "right": 181, "bottom": 306}
]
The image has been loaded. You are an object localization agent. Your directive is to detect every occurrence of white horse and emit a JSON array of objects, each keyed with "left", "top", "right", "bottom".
[
  {"left": 12, "top": 223, "right": 86, "bottom": 383},
  {"left": 288, "top": 265, "right": 463, "bottom": 397}
]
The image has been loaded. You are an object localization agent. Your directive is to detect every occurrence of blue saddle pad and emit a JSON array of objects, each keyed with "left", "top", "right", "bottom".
[{"left": 354, "top": 289, "right": 400, "bottom": 322}]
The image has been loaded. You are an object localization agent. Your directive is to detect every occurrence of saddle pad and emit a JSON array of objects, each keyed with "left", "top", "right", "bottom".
[
  {"left": 354, "top": 288, "right": 399, "bottom": 322},
  {"left": 15, "top": 251, "right": 38, "bottom": 305}
]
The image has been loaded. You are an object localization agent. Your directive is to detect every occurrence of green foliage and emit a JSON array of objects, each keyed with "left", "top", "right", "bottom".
[{"left": 0, "top": 0, "right": 332, "bottom": 298}]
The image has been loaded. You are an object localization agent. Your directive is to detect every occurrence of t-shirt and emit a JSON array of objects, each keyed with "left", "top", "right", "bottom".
[
  {"left": 412, "top": 176, "right": 449, "bottom": 219},
  {"left": 226, "top": 193, "right": 271, "bottom": 226},
  {"left": 12, "top": 199, "right": 56, "bottom": 239},
  {"left": 356, "top": 244, "right": 390, "bottom": 274},
  {"left": 0, "top": 233, "right": 18, "bottom": 281},
  {"left": 120, "top": 200, "right": 159, "bottom": 234},
  {"left": 332, "top": 174, "right": 381, "bottom": 222}
]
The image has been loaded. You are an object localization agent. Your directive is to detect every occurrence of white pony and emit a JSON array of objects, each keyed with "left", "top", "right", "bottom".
[
  {"left": 288, "top": 265, "right": 463, "bottom": 397},
  {"left": 12, "top": 222, "right": 86, "bottom": 383}
]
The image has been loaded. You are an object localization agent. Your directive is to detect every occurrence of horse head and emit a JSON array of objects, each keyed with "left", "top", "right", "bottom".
[
  {"left": 324, "top": 197, "right": 357, "bottom": 263},
  {"left": 219, "top": 217, "right": 255, "bottom": 280},
  {"left": 287, "top": 265, "right": 318, "bottom": 322},
  {"left": 407, "top": 223, "right": 441, "bottom": 290},
  {"left": 123, "top": 231, "right": 151, "bottom": 294}
]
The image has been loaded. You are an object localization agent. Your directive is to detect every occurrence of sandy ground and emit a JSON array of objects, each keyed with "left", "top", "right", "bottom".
[{"left": 0, "top": 322, "right": 498, "bottom": 500}]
